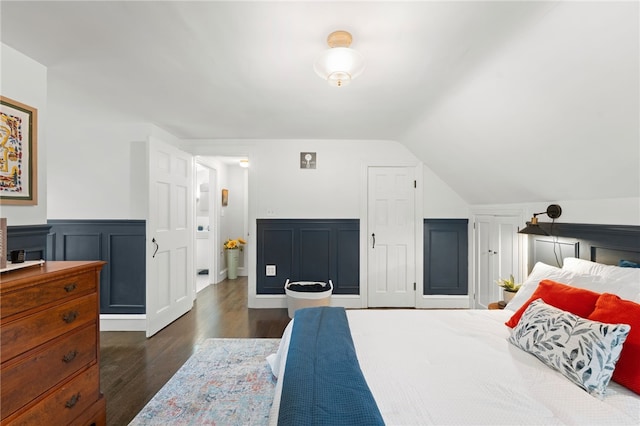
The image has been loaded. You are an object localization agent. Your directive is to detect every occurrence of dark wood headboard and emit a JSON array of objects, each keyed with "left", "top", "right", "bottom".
[{"left": 528, "top": 223, "right": 640, "bottom": 271}]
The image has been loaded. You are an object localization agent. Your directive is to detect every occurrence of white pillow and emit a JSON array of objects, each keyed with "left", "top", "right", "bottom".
[
  {"left": 562, "top": 258, "right": 640, "bottom": 302},
  {"left": 505, "top": 262, "right": 605, "bottom": 312}
]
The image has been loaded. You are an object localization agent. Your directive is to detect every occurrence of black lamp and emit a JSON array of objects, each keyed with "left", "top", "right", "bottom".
[{"left": 518, "top": 204, "right": 562, "bottom": 235}]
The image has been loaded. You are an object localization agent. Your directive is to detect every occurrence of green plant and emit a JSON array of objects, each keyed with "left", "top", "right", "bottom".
[{"left": 497, "top": 274, "right": 521, "bottom": 292}]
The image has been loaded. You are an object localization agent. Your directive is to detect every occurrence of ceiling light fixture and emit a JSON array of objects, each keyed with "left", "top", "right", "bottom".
[
  {"left": 518, "top": 204, "right": 563, "bottom": 235},
  {"left": 239, "top": 159, "right": 249, "bottom": 168},
  {"left": 314, "top": 30, "right": 365, "bottom": 87}
]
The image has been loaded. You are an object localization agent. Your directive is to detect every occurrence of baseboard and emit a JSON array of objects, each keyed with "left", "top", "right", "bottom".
[
  {"left": 248, "top": 295, "right": 362, "bottom": 309},
  {"left": 249, "top": 294, "right": 469, "bottom": 309},
  {"left": 416, "top": 295, "right": 470, "bottom": 309},
  {"left": 100, "top": 314, "right": 146, "bottom": 331}
]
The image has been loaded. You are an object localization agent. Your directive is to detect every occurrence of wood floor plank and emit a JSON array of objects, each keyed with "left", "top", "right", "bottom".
[{"left": 99, "top": 277, "right": 290, "bottom": 426}]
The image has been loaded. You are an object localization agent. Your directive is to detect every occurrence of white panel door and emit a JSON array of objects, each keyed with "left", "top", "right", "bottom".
[
  {"left": 368, "top": 167, "right": 416, "bottom": 307},
  {"left": 474, "top": 215, "right": 520, "bottom": 309},
  {"left": 146, "top": 137, "right": 194, "bottom": 337},
  {"left": 475, "top": 215, "right": 498, "bottom": 309}
]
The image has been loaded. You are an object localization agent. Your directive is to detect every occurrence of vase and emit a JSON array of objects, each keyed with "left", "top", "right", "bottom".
[
  {"left": 227, "top": 249, "right": 239, "bottom": 279},
  {"left": 503, "top": 289, "right": 516, "bottom": 304}
]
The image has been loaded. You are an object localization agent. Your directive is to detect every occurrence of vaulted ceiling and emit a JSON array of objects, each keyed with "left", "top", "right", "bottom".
[{"left": 1, "top": 1, "right": 638, "bottom": 204}]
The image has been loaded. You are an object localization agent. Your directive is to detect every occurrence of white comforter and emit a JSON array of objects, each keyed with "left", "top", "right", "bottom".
[{"left": 269, "top": 309, "right": 640, "bottom": 425}]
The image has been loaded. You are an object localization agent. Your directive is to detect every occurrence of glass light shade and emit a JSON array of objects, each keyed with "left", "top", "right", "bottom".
[
  {"left": 239, "top": 159, "right": 249, "bottom": 168},
  {"left": 314, "top": 47, "right": 365, "bottom": 87}
]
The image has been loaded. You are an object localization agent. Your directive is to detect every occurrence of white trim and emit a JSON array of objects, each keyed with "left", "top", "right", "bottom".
[
  {"left": 413, "top": 163, "right": 425, "bottom": 308},
  {"left": 359, "top": 162, "right": 369, "bottom": 308},
  {"left": 251, "top": 294, "right": 363, "bottom": 309},
  {"left": 418, "top": 295, "right": 470, "bottom": 309},
  {"left": 100, "top": 314, "right": 146, "bottom": 331}
]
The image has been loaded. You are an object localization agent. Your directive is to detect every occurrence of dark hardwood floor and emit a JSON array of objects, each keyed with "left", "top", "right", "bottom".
[{"left": 99, "top": 277, "right": 290, "bottom": 426}]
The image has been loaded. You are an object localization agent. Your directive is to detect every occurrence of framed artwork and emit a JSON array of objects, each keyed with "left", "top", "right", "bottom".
[
  {"left": 221, "top": 188, "right": 229, "bottom": 206},
  {"left": 300, "top": 152, "right": 316, "bottom": 169},
  {"left": 0, "top": 96, "right": 38, "bottom": 205},
  {"left": 0, "top": 218, "right": 6, "bottom": 269}
]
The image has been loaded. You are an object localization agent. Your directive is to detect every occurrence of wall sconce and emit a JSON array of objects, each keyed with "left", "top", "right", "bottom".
[{"left": 518, "top": 204, "right": 562, "bottom": 235}]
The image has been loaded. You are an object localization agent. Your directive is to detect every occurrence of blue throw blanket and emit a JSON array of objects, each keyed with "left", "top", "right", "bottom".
[{"left": 277, "top": 307, "right": 385, "bottom": 426}]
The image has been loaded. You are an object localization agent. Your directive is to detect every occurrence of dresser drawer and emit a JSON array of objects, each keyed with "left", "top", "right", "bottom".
[
  {"left": 1, "top": 324, "right": 97, "bottom": 420},
  {"left": 0, "top": 294, "right": 97, "bottom": 364},
  {"left": 1, "top": 270, "right": 96, "bottom": 320},
  {"left": 2, "top": 363, "right": 101, "bottom": 426}
]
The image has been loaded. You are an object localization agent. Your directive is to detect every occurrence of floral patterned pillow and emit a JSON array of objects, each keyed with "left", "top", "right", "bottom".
[{"left": 508, "top": 298, "right": 630, "bottom": 398}]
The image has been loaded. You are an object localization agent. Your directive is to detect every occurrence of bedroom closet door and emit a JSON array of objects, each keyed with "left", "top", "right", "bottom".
[
  {"left": 367, "top": 167, "right": 416, "bottom": 307},
  {"left": 474, "top": 214, "right": 520, "bottom": 309},
  {"left": 146, "top": 137, "right": 194, "bottom": 337}
]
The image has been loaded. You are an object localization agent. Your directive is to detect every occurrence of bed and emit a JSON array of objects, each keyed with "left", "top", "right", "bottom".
[{"left": 267, "top": 257, "right": 640, "bottom": 425}]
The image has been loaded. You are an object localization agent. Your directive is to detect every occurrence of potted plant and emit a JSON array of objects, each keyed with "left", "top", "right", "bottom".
[
  {"left": 497, "top": 274, "right": 521, "bottom": 303},
  {"left": 223, "top": 238, "right": 246, "bottom": 279}
]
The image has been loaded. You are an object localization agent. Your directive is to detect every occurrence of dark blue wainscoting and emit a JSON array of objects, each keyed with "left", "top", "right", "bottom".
[
  {"left": 423, "top": 219, "right": 468, "bottom": 295},
  {"left": 256, "top": 219, "right": 359, "bottom": 295},
  {"left": 6, "top": 224, "right": 51, "bottom": 261},
  {"left": 527, "top": 223, "right": 640, "bottom": 272},
  {"left": 47, "top": 220, "right": 146, "bottom": 314}
]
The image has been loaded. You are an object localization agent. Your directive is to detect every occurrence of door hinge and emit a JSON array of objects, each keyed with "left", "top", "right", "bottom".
[
  {"left": 414, "top": 180, "right": 417, "bottom": 188},
  {"left": 414, "top": 282, "right": 416, "bottom": 291}
]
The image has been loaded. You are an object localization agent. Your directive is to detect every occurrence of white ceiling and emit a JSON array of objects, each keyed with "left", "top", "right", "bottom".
[{"left": 1, "top": 1, "right": 638, "bottom": 205}]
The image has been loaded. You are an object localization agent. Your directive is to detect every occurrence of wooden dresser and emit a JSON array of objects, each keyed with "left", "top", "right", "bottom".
[{"left": 1, "top": 261, "right": 106, "bottom": 425}]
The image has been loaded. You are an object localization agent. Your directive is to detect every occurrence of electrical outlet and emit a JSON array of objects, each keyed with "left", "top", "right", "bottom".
[{"left": 266, "top": 265, "right": 276, "bottom": 276}]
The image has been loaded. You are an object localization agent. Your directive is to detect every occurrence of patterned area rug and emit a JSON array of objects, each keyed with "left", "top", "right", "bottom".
[{"left": 129, "top": 338, "right": 281, "bottom": 425}]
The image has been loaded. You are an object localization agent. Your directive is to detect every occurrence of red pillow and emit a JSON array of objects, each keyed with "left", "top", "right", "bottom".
[
  {"left": 588, "top": 293, "right": 640, "bottom": 394},
  {"left": 505, "top": 280, "right": 601, "bottom": 328}
]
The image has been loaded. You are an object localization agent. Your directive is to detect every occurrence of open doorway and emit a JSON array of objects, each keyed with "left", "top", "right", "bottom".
[
  {"left": 195, "top": 162, "right": 216, "bottom": 292},
  {"left": 195, "top": 156, "right": 249, "bottom": 293}
]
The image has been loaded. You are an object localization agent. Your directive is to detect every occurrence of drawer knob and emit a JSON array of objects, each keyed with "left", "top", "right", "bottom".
[
  {"left": 62, "top": 310, "right": 79, "bottom": 323},
  {"left": 65, "top": 392, "right": 81, "bottom": 408},
  {"left": 62, "top": 350, "right": 78, "bottom": 363},
  {"left": 64, "top": 282, "right": 78, "bottom": 292}
]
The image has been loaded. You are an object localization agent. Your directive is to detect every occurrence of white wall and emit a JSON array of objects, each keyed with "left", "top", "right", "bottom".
[
  {"left": 45, "top": 119, "right": 179, "bottom": 219},
  {"left": 187, "top": 139, "right": 461, "bottom": 218},
  {"left": 184, "top": 138, "right": 470, "bottom": 307},
  {"left": 423, "top": 166, "right": 469, "bottom": 218},
  {"left": 472, "top": 197, "right": 640, "bottom": 227},
  {"left": 536, "top": 198, "right": 640, "bottom": 226},
  {"left": 0, "top": 44, "right": 48, "bottom": 225}
]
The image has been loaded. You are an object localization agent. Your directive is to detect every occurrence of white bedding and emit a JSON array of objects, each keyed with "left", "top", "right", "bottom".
[{"left": 269, "top": 308, "right": 640, "bottom": 425}]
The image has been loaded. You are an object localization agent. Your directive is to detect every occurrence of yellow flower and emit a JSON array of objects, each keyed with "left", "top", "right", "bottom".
[{"left": 224, "top": 238, "right": 247, "bottom": 250}]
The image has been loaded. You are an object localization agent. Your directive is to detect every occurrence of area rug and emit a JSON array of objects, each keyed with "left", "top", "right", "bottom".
[{"left": 129, "top": 338, "right": 281, "bottom": 425}]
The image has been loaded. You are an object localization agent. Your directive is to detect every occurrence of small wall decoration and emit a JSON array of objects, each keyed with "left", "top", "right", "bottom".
[
  {"left": 0, "top": 96, "right": 38, "bottom": 205},
  {"left": 221, "top": 188, "right": 229, "bottom": 206},
  {"left": 300, "top": 152, "right": 316, "bottom": 169}
]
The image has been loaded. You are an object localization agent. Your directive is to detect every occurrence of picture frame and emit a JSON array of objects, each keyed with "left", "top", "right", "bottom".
[
  {"left": 221, "top": 188, "right": 229, "bottom": 206},
  {"left": 0, "top": 96, "right": 38, "bottom": 205},
  {"left": 0, "top": 218, "right": 6, "bottom": 269},
  {"left": 300, "top": 152, "right": 316, "bottom": 169}
]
